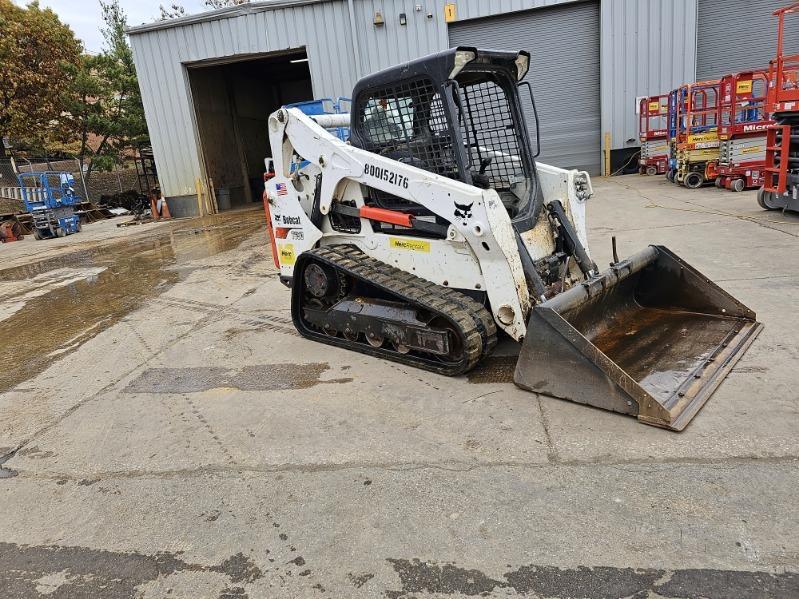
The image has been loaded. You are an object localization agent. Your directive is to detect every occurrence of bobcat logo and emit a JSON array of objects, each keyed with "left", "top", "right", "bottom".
[{"left": 454, "top": 201, "right": 473, "bottom": 220}]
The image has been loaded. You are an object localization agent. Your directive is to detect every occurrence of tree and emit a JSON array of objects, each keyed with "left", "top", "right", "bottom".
[
  {"left": 0, "top": 0, "right": 81, "bottom": 158},
  {"left": 159, "top": 4, "right": 185, "bottom": 19},
  {"left": 204, "top": 0, "right": 249, "bottom": 8},
  {"left": 83, "top": 0, "right": 148, "bottom": 176},
  {"left": 59, "top": 53, "right": 108, "bottom": 173},
  {"left": 160, "top": 0, "right": 248, "bottom": 19}
]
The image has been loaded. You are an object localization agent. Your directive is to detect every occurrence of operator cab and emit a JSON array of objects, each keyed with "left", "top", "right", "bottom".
[{"left": 349, "top": 47, "right": 541, "bottom": 225}]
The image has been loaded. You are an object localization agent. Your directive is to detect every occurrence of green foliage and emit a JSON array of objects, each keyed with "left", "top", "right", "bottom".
[
  {"left": 0, "top": 0, "right": 82, "bottom": 157},
  {"left": 86, "top": 0, "right": 148, "bottom": 175},
  {"left": 49, "top": 0, "right": 149, "bottom": 177},
  {"left": 58, "top": 53, "right": 107, "bottom": 165}
]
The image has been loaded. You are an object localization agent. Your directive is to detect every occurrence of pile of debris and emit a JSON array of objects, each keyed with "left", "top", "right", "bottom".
[
  {"left": 99, "top": 189, "right": 150, "bottom": 215},
  {"left": 0, "top": 195, "right": 31, "bottom": 237},
  {"left": 0, "top": 219, "right": 24, "bottom": 242},
  {"left": 0, "top": 196, "right": 24, "bottom": 215}
]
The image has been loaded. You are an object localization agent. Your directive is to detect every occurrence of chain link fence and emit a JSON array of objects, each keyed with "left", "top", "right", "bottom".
[{"left": 1, "top": 154, "right": 156, "bottom": 209}]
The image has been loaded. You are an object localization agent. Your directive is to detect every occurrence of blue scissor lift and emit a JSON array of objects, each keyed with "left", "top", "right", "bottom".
[{"left": 18, "top": 172, "right": 82, "bottom": 240}]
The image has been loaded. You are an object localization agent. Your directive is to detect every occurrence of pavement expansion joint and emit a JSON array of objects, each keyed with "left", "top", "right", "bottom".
[{"left": 7, "top": 455, "right": 799, "bottom": 483}]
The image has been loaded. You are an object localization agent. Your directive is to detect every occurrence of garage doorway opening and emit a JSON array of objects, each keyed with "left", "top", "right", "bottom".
[{"left": 188, "top": 49, "right": 312, "bottom": 211}]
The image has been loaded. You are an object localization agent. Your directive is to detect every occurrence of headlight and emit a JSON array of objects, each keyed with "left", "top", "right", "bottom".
[
  {"left": 449, "top": 49, "right": 477, "bottom": 79},
  {"left": 515, "top": 52, "right": 530, "bottom": 81}
]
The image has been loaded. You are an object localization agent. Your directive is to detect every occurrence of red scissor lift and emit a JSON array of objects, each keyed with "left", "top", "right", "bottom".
[
  {"left": 761, "top": 2, "right": 799, "bottom": 210},
  {"left": 716, "top": 71, "right": 773, "bottom": 192},
  {"left": 638, "top": 95, "right": 669, "bottom": 175}
]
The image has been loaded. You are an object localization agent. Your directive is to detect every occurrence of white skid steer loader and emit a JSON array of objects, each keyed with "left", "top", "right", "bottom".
[{"left": 264, "top": 48, "right": 762, "bottom": 430}]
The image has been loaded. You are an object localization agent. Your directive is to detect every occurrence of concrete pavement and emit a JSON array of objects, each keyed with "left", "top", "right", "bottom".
[{"left": 0, "top": 177, "right": 797, "bottom": 598}]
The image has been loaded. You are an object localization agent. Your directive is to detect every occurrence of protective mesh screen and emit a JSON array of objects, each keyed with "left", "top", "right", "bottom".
[
  {"left": 356, "top": 77, "right": 458, "bottom": 214},
  {"left": 357, "top": 77, "right": 458, "bottom": 179},
  {"left": 457, "top": 79, "right": 525, "bottom": 190}
]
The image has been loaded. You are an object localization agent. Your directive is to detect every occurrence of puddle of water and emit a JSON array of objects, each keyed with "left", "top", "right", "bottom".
[
  {"left": 123, "top": 363, "right": 351, "bottom": 393},
  {"left": 0, "top": 267, "right": 108, "bottom": 322},
  {"left": 0, "top": 209, "right": 267, "bottom": 393},
  {"left": 467, "top": 355, "right": 518, "bottom": 384}
]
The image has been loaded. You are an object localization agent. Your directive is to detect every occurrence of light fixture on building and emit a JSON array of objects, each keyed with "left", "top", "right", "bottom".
[
  {"left": 373, "top": 11, "right": 385, "bottom": 26},
  {"left": 399, "top": 12, "right": 407, "bottom": 25},
  {"left": 290, "top": 57, "right": 309, "bottom": 63},
  {"left": 415, "top": 4, "right": 422, "bottom": 11}
]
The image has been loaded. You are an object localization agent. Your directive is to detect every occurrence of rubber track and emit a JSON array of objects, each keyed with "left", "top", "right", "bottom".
[{"left": 293, "top": 244, "right": 497, "bottom": 375}]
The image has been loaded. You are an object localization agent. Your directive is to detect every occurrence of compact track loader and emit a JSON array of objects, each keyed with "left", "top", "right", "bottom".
[{"left": 265, "top": 48, "right": 762, "bottom": 430}]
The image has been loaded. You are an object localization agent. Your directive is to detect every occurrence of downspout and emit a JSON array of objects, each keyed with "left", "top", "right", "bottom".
[{"left": 347, "top": 0, "right": 363, "bottom": 79}]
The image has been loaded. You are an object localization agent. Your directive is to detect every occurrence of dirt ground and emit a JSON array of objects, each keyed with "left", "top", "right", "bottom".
[{"left": 0, "top": 176, "right": 798, "bottom": 598}]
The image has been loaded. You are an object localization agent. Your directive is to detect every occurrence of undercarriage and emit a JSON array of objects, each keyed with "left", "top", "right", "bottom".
[{"left": 293, "top": 245, "right": 496, "bottom": 375}]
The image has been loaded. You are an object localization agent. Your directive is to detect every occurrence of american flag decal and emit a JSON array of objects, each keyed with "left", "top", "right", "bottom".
[{"left": 275, "top": 183, "right": 288, "bottom": 196}]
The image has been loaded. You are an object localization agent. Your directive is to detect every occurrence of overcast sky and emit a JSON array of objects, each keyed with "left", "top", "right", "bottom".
[{"left": 12, "top": 0, "right": 210, "bottom": 53}]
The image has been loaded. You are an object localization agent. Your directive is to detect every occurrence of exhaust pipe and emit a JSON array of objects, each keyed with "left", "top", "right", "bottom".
[{"left": 514, "top": 246, "right": 763, "bottom": 431}]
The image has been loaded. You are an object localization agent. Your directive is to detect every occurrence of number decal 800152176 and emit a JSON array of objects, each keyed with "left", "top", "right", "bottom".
[{"left": 365, "top": 163, "right": 409, "bottom": 189}]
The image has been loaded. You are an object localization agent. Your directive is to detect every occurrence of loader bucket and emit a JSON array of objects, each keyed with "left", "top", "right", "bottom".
[{"left": 514, "top": 246, "right": 763, "bottom": 431}]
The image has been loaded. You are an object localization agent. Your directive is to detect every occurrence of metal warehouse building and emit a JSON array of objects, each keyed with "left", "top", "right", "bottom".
[{"left": 128, "top": 0, "right": 795, "bottom": 216}]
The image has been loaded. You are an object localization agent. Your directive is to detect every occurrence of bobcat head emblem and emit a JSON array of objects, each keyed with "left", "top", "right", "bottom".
[{"left": 454, "top": 201, "right": 473, "bottom": 220}]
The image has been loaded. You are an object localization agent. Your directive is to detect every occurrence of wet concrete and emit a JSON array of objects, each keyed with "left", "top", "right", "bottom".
[
  {"left": 0, "top": 541, "right": 262, "bottom": 599},
  {"left": 123, "top": 363, "right": 351, "bottom": 393},
  {"left": 385, "top": 558, "right": 799, "bottom": 598},
  {"left": 0, "top": 209, "right": 266, "bottom": 393}
]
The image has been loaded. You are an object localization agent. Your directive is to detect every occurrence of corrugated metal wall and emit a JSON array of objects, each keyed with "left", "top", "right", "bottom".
[
  {"left": 130, "top": 1, "right": 359, "bottom": 198},
  {"left": 449, "top": 2, "right": 601, "bottom": 172},
  {"left": 349, "top": 0, "right": 586, "bottom": 76},
  {"left": 696, "top": 0, "right": 798, "bottom": 81},
  {"left": 130, "top": 0, "right": 698, "bottom": 198},
  {"left": 600, "top": 0, "right": 697, "bottom": 156}
]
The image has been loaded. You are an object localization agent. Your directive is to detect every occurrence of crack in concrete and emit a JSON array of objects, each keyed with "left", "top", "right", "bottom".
[
  {"left": 595, "top": 218, "right": 721, "bottom": 233},
  {"left": 715, "top": 274, "right": 799, "bottom": 283},
  {"left": 182, "top": 394, "right": 236, "bottom": 465},
  {"left": 536, "top": 395, "right": 558, "bottom": 464},
  {"left": 0, "top": 450, "right": 19, "bottom": 478},
  {"left": 7, "top": 455, "right": 798, "bottom": 483},
  {"left": 1, "top": 267, "right": 276, "bottom": 468},
  {"left": 610, "top": 179, "right": 799, "bottom": 239},
  {"left": 678, "top": 198, "right": 799, "bottom": 239}
]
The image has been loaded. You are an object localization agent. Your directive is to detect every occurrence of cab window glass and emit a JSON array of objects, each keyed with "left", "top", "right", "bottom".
[{"left": 362, "top": 97, "right": 415, "bottom": 143}]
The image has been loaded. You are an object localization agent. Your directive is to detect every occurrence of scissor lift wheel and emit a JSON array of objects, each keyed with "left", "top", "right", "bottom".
[{"left": 684, "top": 172, "right": 704, "bottom": 189}]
